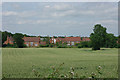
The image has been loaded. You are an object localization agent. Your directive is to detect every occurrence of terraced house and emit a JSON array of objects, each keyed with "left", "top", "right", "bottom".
[
  {"left": 50, "top": 37, "right": 90, "bottom": 46},
  {"left": 23, "top": 37, "right": 46, "bottom": 47},
  {"left": 4, "top": 36, "right": 90, "bottom": 47}
]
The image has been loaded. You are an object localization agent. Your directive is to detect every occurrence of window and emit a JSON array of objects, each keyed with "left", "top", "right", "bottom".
[
  {"left": 71, "top": 42, "right": 74, "bottom": 45},
  {"left": 35, "top": 44, "right": 38, "bottom": 46},
  {"left": 30, "top": 42, "right": 33, "bottom": 46},
  {"left": 26, "top": 44, "right": 29, "bottom": 46}
]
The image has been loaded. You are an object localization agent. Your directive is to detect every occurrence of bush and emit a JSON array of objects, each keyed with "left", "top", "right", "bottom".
[
  {"left": 75, "top": 43, "right": 80, "bottom": 46},
  {"left": 49, "top": 44, "right": 54, "bottom": 48},
  {"left": 115, "top": 44, "right": 120, "bottom": 48},
  {"left": 5, "top": 43, "right": 14, "bottom": 48},
  {"left": 2, "top": 44, "right": 7, "bottom": 47},
  {"left": 40, "top": 44, "right": 49, "bottom": 47},
  {"left": 78, "top": 45, "right": 82, "bottom": 48},
  {"left": 80, "top": 41, "right": 92, "bottom": 48},
  {"left": 57, "top": 44, "right": 67, "bottom": 48},
  {"left": 67, "top": 46, "right": 73, "bottom": 48}
]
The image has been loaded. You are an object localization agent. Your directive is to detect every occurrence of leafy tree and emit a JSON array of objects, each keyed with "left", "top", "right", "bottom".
[
  {"left": 13, "top": 33, "right": 24, "bottom": 48},
  {"left": 90, "top": 24, "right": 107, "bottom": 50},
  {"left": 44, "top": 36, "right": 50, "bottom": 44},
  {"left": 105, "top": 33, "right": 117, "bottom": 48},
  {"left": 118, "top": 35, "right": 120, "bottom": 44}
]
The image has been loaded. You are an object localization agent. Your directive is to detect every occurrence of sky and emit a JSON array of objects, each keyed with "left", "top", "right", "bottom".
[{"left": 2, "top": 2, "right": 118, "bottom": 37}]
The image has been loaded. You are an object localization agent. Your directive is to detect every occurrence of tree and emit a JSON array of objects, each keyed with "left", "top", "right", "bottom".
[
  {"left": 90, "top": 24, "right": 107, "bottom": 50},
  {"left": 45, "top": 36, "right": 50, "bottom": 44},
  {"left": 105, "top": 33, "right": 117, "bottom": 48},
  {"left": 13, "top": 33, "right": 24, "bottom": 48}
]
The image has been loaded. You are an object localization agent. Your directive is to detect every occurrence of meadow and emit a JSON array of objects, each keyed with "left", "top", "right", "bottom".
[{"left": 2, "top": 48, "right": 118, "bottom": 78}]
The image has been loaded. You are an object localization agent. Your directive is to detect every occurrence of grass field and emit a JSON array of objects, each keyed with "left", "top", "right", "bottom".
[{"left": 2, "top": 48, "right": 118, "bottom": 78}]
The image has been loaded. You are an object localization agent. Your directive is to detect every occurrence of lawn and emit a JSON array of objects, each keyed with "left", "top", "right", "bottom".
[{"left": 2, "top": 48, "right": 118, "bottom": 78}]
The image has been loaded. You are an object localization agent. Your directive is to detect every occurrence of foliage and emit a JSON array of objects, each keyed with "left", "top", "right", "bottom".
[
  {"left": 78, "top": 45, "right": 82, "bottom": 48},
  {"left": 80, "top": 41, "right": 92, "bottom": 48},
  {"left": 49, "top": 44, "right": 54, "bottom": 48},
  {"left": 90, "top": 24, "right": 107, "bottom": 50},
  {"left": 13, "top": 33, "right": 24, "bottom": 48},
  {"left": 40, "top": 44, "right": 49, "bottom": 47},
  {"left": 105, "top": 33, "right": 117, "bottom": 48},
  {"left": 44, "top": 36, "right": 50, "bottom": 44},
  {"left": 57, "top": 44, "right": 67, "bottom": 48}
]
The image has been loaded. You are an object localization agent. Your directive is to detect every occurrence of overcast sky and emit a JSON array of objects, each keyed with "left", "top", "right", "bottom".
[{"left": 2, "top": 2, "right": 118, "bottom": 37}]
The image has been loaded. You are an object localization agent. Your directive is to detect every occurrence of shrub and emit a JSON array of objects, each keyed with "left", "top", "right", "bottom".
[
  {"left": 80, "top": 41, "right": 92, "bottom": 48},
  {"left": 57, "top": 44, "right": 67, "bottom": 48},
  {"left": 78, "top": 45, "right": 82, "bottom": 48},
  {"left": 40, "top": 44, "right": 49, "bottom": 47},
  {"left": 2, "top": 44, "right": 7, "bottom": 47},
  {"left": 115, "top": 44, "right": 120, "bottom": 48},
  {"left": 5, "top": 43, "right": 14, "bottom": 48},
  {"left": 49, "top": 44, "right": 54, "bottom": 48}
]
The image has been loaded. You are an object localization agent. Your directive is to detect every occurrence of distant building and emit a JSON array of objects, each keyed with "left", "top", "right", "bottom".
[
  {"left": 50, "top": 37, "right": 90, "bottom": 46},
  {"left": 4, "top": 36, "right": 14, "bottom": 45},
  {"left": 4, "top": 35, "right": 90, "bottom": 47},
  {"left": 23, "top": 37, "right": 41, "bottom": 47},
  {"left": 82, "top": 37, "right": 90, "bottom": 41}
]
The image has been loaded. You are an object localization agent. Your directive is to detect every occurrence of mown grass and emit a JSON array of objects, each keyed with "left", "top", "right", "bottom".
[{"left": 2, "top": 48, "right": 118, "bottom": 78}]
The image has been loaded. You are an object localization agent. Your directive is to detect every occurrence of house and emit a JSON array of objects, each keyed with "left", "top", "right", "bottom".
[
  {"left": 50, "top": 37, "right": 82, "bottom": 46},
  {"left": 64, "top": 37, "right": 82, "bottom": 45},
  {"left": 40, "top": 41, "right": 46, "bottom": 45},
  {"left": 50, "top": 36, "right": 90, "bottom": 46},
  {"left": 50, "top": 37, "right": 65, "bottom": 44},
  {"left": 23, "top": 37, "right": 40, "bottom": 47},
  {"left": 4, "top": 36, "right": 14, "bottom": 45}
]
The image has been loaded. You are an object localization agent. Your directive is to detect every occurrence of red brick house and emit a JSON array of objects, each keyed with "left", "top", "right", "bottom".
[
  {"left": 50, "top": 37, "right": 82, "bottom": 46},
  {"left": 40, "top": 41, "right": 46, "bottom": 45},
  {"left": 64, "top": 37, "right": 82, "bottom": 45},
  {"left": 4, "top": 36, "right": 46, "bottom": 47},
  {"left": 4, "top": 36, "right": 14, "bottom": 45},
  {"left": 23, "top": 37, "right": 41, "bottom": 47},
  {"left": 50, "top": 37, "right": 65, "bottom": 44},
  {"left": 50, "top": 37, "right": 90, "bottom": 46}
]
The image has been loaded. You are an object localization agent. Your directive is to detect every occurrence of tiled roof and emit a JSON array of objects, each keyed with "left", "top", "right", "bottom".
[
  {"left": 51, "top": 37, "right": 82, "bottom": 42},
  {"left": 64, "top": 37, "right": 81, "bottom": 42},
  {"left": 82, "top": 37, "right": 90, "bottom": 41},
  {"left": 8, "top": 36, "right": 14, "bottom": 41},
  {"left": 40, "top": 41, "right": 46, "bottom": 45},
  {"left": 23, "top": 37, "right": 40, "bottom": 42}
]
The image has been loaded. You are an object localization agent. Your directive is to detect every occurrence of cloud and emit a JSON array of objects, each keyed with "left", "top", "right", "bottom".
[
  {"left": 2, "top": 2, "right": 118, "bottom": 36},
  {"left": 3, "top": 11, "right": 37, "bottom": 17},
  {"left": 2, "top": 11, "right": 18, "bottom": 16},
  {"left": 52, "top": 4, "right": 72, "bottom": 11},
  {"left": 44, "top": 5, "right": 50, "bottom": 8},
  {"left": 17, "top": 19, "right": 53, "bottom": 24},
  {"left": 51, "top": 10, "right": 75, "bottom": 17},
  {"left": 98, "top": 19, "right": 117, "bottom": 24},
  {"left": 36, "top": 20, "right": 53, "bottom": 24}
]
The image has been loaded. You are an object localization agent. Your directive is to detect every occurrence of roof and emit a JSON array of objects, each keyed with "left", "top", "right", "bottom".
[
  {"left": 8, "top": 36, "right": 14, "bottom": 41},
  {"left": 51, "top": 37, "right": 82, "bottom": 42},
  {"left": 65, "top": 37, "right": 81, "bottom": 42},
  {"left": 40, "top": 41, "right": 46, "bottom": 45},
  {"left": 23, "top": 37, "right": 40, "bottom": 42},
  {"left": 82, "top": 37, "right": 90, "bottom": 41}
]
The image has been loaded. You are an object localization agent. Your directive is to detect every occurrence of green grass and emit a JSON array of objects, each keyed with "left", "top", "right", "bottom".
[{"left": 2, "top": 48, "right": 118, "bottom": 78}]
